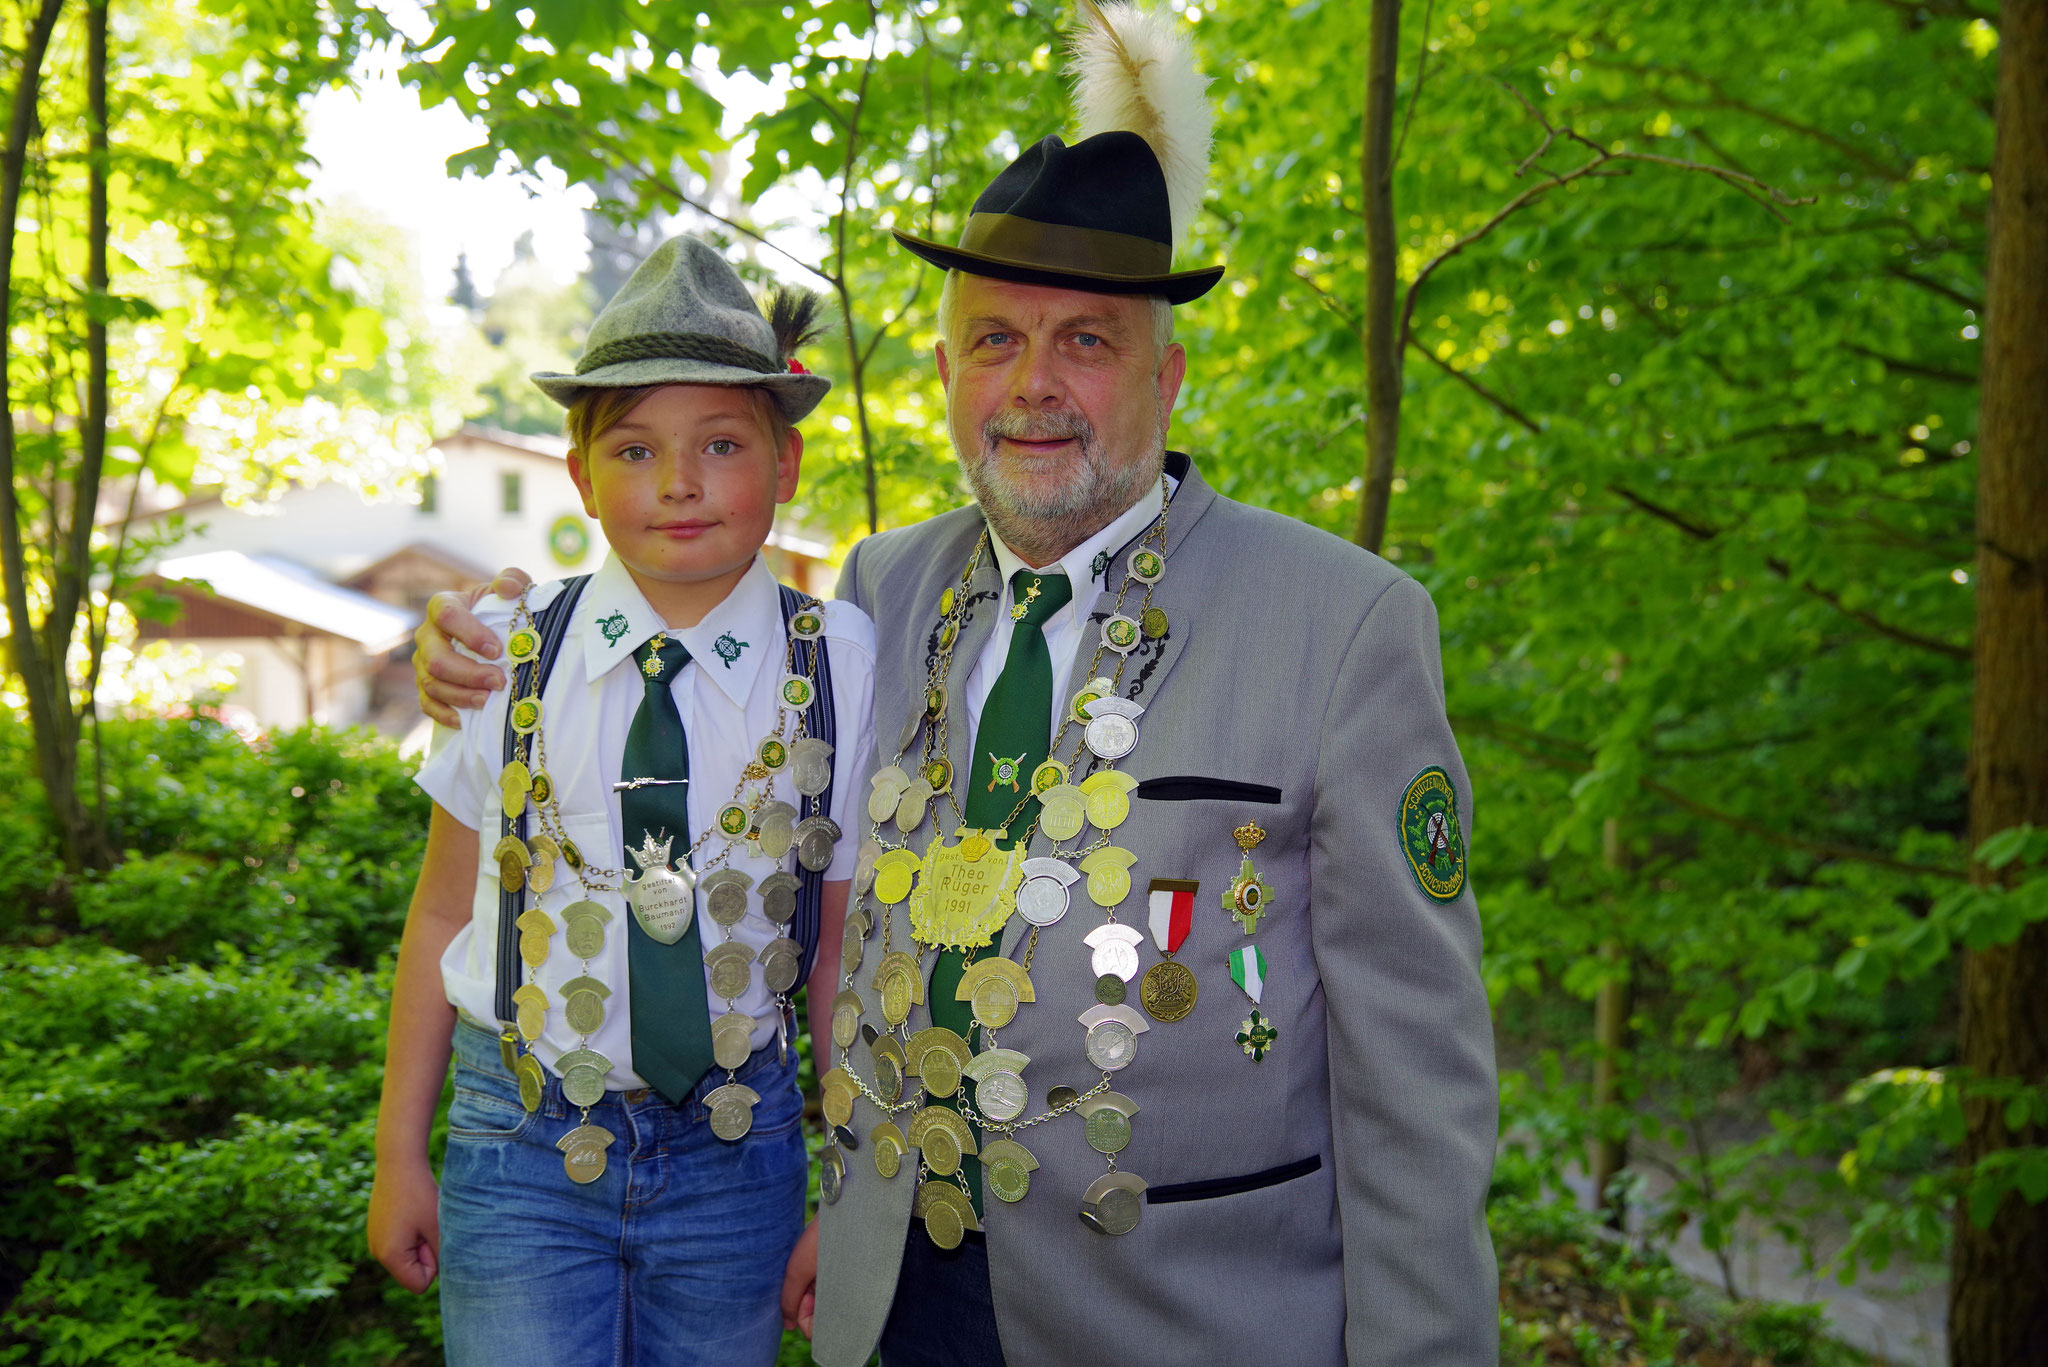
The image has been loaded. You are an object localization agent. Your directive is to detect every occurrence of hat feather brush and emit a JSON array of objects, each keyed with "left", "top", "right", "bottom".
[{"left": 1069, "top": 0, "right": 1213, "bottom": 252}]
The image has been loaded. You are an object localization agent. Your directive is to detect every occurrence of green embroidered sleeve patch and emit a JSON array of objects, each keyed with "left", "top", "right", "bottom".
[{"left": 1399, "top": 766, "right": 1467, "bottom": 902}]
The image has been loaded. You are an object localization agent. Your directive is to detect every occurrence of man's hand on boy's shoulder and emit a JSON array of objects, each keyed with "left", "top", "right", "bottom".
[{"left": 416, "top": 567, "right": 534, "bottom": 726}]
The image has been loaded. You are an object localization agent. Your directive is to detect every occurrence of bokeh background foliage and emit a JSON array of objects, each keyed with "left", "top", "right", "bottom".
[{"left": 4, "top": 0, "right": 2045, "bottom": 1362}]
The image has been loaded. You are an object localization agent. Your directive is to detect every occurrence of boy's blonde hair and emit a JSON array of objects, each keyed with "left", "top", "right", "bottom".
[{"left": 566, "top": 383, "right": 793, "bottom": 458}]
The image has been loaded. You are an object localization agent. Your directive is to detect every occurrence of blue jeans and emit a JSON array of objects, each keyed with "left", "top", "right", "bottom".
[{"left": 437, "top": 1021, "right": 806, "bottom": 1367}]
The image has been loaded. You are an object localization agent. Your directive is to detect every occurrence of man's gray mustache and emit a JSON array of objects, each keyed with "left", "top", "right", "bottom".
[{"left": 981, "top": 411, "right": 1097, "bottom": 446}]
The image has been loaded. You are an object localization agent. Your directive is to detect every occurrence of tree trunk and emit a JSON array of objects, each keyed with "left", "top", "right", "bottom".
[
  {"left": 0, "top": 0, "right": 96, "bottom": 873},
  {"left": 1951, "top": 1, "right": 2048, "bottom": 1361},
  {"left": 1354, "top": 0, "right": 1401, "bottom": 555},
  {"left": 1590, "top": 817, "right": 1632, "bottom": 1230}
]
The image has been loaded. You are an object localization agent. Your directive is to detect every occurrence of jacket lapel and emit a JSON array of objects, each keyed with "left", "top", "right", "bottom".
[
  {"left": 939, "top": 539, "right": 1004, "bottom": 814},
  {"left": 1059, "top": 455, "right": 1219, "bottom": 720},
  {"left": 1005, "top": 456, "right": 1222, "bottom": 958}
]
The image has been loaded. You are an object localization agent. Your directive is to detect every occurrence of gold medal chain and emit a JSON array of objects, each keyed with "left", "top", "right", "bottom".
[
  {"left": 836, "top": 508, "right": 1173, "bottom": 1140},
  {"left": 837, "top": 506, "right": 1170, "bottom": 937},
  {"left": 939, "top": 513, "right": 1169, "bottom": 837},
  {"left": 506, "top": 589, "right": 826, "bottom": 892}
]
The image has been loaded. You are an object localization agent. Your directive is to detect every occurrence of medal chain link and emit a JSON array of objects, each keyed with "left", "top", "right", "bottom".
[
  {"left": 834, "top": 501, "right": 1173, "bottom": 1198},
  {"left": 501, "top": 588, "right": 830, "bottom": 1103}
]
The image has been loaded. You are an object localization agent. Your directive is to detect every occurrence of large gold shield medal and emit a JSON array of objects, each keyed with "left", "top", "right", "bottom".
[{"left": 907, "top": 829, "right": 1025, "bottom": 951}]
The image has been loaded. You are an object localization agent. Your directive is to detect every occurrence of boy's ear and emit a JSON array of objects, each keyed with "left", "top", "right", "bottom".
[
  {"left": 774, "top": 428, "right": 803, "bottom": 506},
  {"left": 568, "top": 449, "right": 600, "bottom": 518}
]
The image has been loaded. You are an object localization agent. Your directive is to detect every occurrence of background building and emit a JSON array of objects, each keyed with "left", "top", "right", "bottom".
[{"left": 131, "top": 424, "right": 832, "bottom": 742}]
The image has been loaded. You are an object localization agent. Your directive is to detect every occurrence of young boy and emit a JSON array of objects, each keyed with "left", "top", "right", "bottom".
[{"left": 368, "top": 235, "right": 874, "bottom": 1367}]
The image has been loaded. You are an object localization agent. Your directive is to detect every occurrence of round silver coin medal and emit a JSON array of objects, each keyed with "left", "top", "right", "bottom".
[
  {"left": 789, "top": 739, "right": 833, "bottom": 797},
  {"left": 755, "top": 803, "right": 798, "bottom": 860},
  {"left": 820, "top": 1150, "right": 844, "bottom": 1204},
  {"left": 759, "top": 938, "right": 802, "bottom": 994},
  {"left": 1085, "top": 1020, "right": 1138, "bottom": 1071},
  {"left": 1016, "top": 875, "right": 1071, "bottom": 927},
  {"left": 706, "top": 879, "right": 749, "bottom": 927},
  {"left": 798, "top": 828, "right": 835, "bottom": 872},
  {"left": 978, "top": 1071, "right": 1028, "bottom": 1122},
  {"left": 562, "top": 1065, "right": 607, "bottom": 1108},
  {"left": 712, "top": 1013, "right": 754, "bottom": 1070},
  {"left": 759, "top": 872, "right": 801, "bottom": 924},
  {"left": 711, "top": 1101, "right": 752, "bottom": 1141},
  {"left": 1093, "top": 1185, "right": 1142, "bottom": 1235},
  {"left": 1086, "top": 713, "right": 1137, "bottom": 761}
]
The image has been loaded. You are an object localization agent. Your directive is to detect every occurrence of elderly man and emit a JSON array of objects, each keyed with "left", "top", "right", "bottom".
[{"left": 414, "top": 7, "right": 1497, "bottom": 1364}]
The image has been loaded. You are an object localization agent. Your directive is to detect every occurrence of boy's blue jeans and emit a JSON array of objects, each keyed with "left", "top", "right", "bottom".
[{"left": 438, "top": 1020, "right": 806, "bottom": 1367}]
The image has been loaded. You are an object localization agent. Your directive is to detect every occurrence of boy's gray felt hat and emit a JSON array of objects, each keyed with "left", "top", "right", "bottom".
[{"left": 531, "top": 235, "right": 830, "bottom": 422}]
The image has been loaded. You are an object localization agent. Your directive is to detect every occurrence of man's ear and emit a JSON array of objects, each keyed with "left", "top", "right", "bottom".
[
  {"left": 1155, "top": 341, "right": 1188, "bottom": 438},
  {"left": 935, "top": 339, "right": 952, "bottom": 391},
  {"left": 775, "top": 428, "right": 804, "bottom": 505},
  {"left": 568, "top": 449, "right": 599, "bottom": 518}
]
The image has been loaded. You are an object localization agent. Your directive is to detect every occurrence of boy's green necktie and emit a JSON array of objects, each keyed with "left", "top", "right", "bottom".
[
  {"left": 931, "top": 567, "right": 1073, "bottom": 1213},
  {"left": 623, "top": 635, "right": 715, "bottom": 1105}
]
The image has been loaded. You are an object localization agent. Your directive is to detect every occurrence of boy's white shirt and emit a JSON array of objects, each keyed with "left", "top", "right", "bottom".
[{"left": 416, "top": 551, "right": 877, "bottom": 1093}]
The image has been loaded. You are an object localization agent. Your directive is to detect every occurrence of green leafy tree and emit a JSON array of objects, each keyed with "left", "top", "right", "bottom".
[
  {"left": 0, "top": 0, "right": 450, "bottom": 874},
  {"left": 393, "top": 0, "right": 2041, "bottom": 1349}
]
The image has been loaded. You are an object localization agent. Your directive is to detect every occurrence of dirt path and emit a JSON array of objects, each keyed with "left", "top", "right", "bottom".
[{"left": 1561, "top": 1166, "right": 1949, "bottom": 1365}]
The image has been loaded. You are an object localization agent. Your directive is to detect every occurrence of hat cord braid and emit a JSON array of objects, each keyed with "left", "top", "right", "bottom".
[{"left": 577, "top": 331, "right": 781, "bottom": 376}]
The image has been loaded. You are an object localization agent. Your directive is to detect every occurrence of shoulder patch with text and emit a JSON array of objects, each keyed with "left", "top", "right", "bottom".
[{"left": 1399, "top": 766, "right": 1467, "bottom": 902}]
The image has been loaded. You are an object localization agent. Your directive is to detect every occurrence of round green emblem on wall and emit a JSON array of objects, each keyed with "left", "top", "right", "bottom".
[
  {"left": 549, "top": 514, "right": 591, "bottom": 566},
  {"left": 1399, "top": 766, "right": 1467, "bottom": 902}
]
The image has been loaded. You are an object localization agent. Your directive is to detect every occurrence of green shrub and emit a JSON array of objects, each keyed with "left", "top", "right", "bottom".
[{"left": 0, "top": 717, "right": 439, "bottom": 1366}]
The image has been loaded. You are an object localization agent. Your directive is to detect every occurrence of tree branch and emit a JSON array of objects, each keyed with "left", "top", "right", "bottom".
[
  {"left": 1391, "top": 0, "right": 1435, "bottom": 168},
  {"left": 1844, "top": 342, "right": 1979, "bottom": 386},
  {"left": 1450, "top": 714, "right": 1966, "bottom": 880},
  {"left": 1355, "top": 0, "right": 1403, "bottom": 554},
  {"left": 1608, "top": 484, "right": 1972, "bottom": 660},
  {"left": 1883, "top": 265, "right": 1982, "bottom": 313},
  {"left": 1575, "top": 58, "right": 1909, "bottom": 183},
  {"left": 835, "top": 4, "right": 882, "bottom": 536},
  {"left": 1291, "top": 263, "right": 1364, "bottom": 338},
  {"left": 1398, "top": 81, "right": 1812, "bottom": 355},
  {"left": 671, "top": 187, "right": 837, "bottom": 287},
  {"left": 1407, "top": 337, "right": 1541, "bottom": 433}
]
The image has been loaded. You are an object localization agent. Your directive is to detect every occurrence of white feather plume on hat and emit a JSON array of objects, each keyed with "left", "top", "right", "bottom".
[{"left": 1069, "top": 0, "right": 1213, "bottom": 253}]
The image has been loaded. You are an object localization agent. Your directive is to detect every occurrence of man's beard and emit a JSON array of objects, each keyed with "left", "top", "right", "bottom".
[{"left": 955, "top": 406, "right": 1163, "bottom": 566}]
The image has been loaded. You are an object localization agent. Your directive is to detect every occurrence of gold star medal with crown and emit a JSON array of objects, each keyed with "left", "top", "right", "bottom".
[
  {"left": 625, "top": 829, "right": 695, "bottom": 945},
  {"left": 1224, "top": 822, "right": 1275, "bottom": 933}
]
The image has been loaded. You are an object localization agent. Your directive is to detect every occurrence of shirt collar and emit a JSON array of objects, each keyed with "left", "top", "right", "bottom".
[
  {"left": 986, "top": 474, "right": 1169, "bottom": 598},
  {"left": 576, "top": 552, "right": 782, "bottom": 709},
  {"left": 669, "top": 555, "right": 781, "bottom": 709}
]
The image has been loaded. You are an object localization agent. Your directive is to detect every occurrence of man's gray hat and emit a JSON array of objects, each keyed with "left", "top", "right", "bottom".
[{"left": 531, "top": 235, "right": 831, "bottom": 422}]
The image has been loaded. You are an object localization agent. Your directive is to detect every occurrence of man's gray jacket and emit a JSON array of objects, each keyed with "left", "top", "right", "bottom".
[{"left": 815, "top": 453, "right": 1498, "bottom": 1366}]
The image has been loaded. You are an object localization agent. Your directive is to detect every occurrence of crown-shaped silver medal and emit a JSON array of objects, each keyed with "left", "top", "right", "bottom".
[{"left": 626, "top": 830, "right": 696, "bottom": 945}]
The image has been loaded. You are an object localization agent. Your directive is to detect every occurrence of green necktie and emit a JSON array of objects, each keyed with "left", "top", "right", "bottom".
[
  {"left": 623, "top": 635, "right": 715, "bottom": 1105},
  {"left": 932, "top": 567, "right": 1073, "bottom": 1212}
]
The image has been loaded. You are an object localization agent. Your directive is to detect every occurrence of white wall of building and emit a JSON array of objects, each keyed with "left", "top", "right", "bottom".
[{"left": 159, "top": 429, "right": 602, "bottom": 583}]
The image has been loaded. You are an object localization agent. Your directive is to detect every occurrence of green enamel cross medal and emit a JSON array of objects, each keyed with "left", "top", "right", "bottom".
[{"left": 1237, "top": 1010, "right": 1278, "bottom": 1062}]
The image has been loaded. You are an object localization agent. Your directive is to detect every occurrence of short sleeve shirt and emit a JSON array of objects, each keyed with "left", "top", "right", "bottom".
[{"left": 416, "top": 552, "right": 877, "bottom": 1091}]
